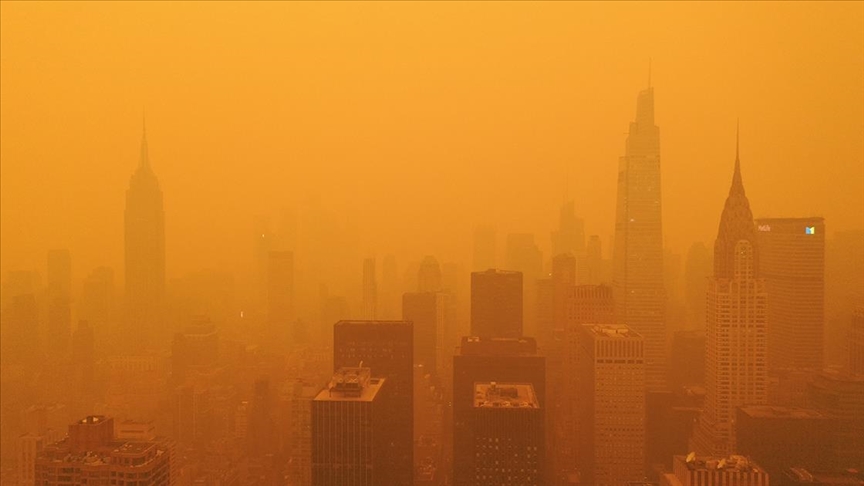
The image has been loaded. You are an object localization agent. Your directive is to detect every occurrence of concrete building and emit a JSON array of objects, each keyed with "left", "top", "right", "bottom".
[
  {"left": 808, "top": 370, "right": 864, "bottom": 468},
  {"left": 756, "top": 217, "right": 826, "bottom": 370},
  {"left": 693, "top": 134, "right": 768, "bottom": 457},
  {"left": 575, "top": 324, "right": 645, "bottom": 486},
  {"left": 403, "top": 291, "right": 449, "bottom": 377},
  {"left": 311, "top": 367, "right": 392, "bottom": 486},
  {"left": 34, "top": 416, "right": 173, "bottom": 486},
  {"left": 737, "top": 405, "right": 837, "bottom": 477},
  {"left": 467, "top": 382, "right": 543, "bottom": 486},
  {"left": 661, "top": 455, "right": 769, "bottom": 486},
  {"left": 612, "top": 85, "right": 667, "bottom": 391}
]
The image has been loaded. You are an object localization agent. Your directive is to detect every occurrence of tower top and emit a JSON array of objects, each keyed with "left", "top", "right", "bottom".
[{"left": 139, "top": 115, "right": 150, "bottom": 169}]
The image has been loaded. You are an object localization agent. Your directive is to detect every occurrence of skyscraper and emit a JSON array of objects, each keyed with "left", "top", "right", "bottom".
[
  {"left": 267, "top": 250, "right": 294, "bottom": 342},
  {"left": 851, "top": 306, "right": 864, "bottom": 374},
  {"left": 312, "top": 367, "right": 393, "bottom": 486},
  {"left": 362, "top": 258, "right": 377, "bottom": 320},
  {"left": 124, "top": 121, "right": 165, "bottom": 333},
  {"left": 575, "top": 324, "right": 646, "bottom": 486},
  {"left": 333, "top": 320, "right": 413, "bottom": 485},
  {"left": 46, "top": 249, "right": 71, "bottom": 358},
  {"left": 418, "top": 255, "right": 443, "bottom": 293},
  {"left": 470, "top": 269, "right": 523, "bottom": 338},
  {"left": 693, "top": 132, "right": 768, "bottom": 457},
  {"left": 467, "top": 382, "right": 543, "bottom": 486},
  {"left": 612, "top": 85, "right": 667, "bottom": 390},
  {"left": 403, "top": 291, "right": 448, "bottom": 377},
  {"left": 552, "top": 201, "right": 586, "bottom": 259},
  {"left": 755, "top": 217, "right": 825, "bottom": 370},
  {"left": 452, "top": 337, "right": 545, "bottom": 486}
]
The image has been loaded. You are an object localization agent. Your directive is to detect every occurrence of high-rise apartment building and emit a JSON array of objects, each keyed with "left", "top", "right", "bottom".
[
  {"left": 575, "top": 324, "right": 645, "bottom": 486},
  {"left": 34, "top": 416, "right": 172, "bottom": 486},
  {"left": 756, "top": 217, "right": 825, "bottom": 369},
  {"left": 693, "top": 133, "right": 768, "bottom": 457},
  {"left": 660, "top": 455, "right": 769, "bottom": 486},
  {"left": 612, "top": 85, "right": 667, "bottom": 390},
  {"left": 453, "top": 337, "right": 545, "bottom": 486},
  {"left": 467, "top": 382, "right": 543, "bottom": 486},
  {"left": 312, "top": 367, "right": 392, "bottom": 486},
  {"left": 470, "top": 269, "right": 522, "bottom": 338},
  {"left": 124, "top": 122, "right": 165, "bottom": 335},
  {"left": 333, "top": 320, "right": 413, "bottom": 485}
]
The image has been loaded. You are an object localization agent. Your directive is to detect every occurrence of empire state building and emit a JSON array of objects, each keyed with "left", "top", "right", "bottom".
[
  {"left": 124, "top": 122, "right": 165, "bottom": 328},
  {"left": 612, "top": 85, "right": 667, "bottom": 390}
]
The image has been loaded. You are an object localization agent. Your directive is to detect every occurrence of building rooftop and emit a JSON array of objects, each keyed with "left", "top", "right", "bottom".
[
  {"left": 739, "top": 405, "right": 828, "bottom": 419},
  {"left": 473, "top": 382, "right": 539, "bottom": 409},
  {"left": 334, "top": 319, "right": 410, "bottom": 327},
  {"left": 676, "top": 454, "right": 766, "bottom": 473},
  {"left": 784, "top": 468, "right": 864, "bottom": 485},
  {"left": 473, "top": 269, "right": 521, "bottom": 276},
  {"left": 585, "top": 324, "right": 642, "bottom": 339},
  {"left": 460, "top": 336, "right": 538, "bottom": 356},
  {"left": 315, "top": 367, "right": 385, "bottom": 402}
]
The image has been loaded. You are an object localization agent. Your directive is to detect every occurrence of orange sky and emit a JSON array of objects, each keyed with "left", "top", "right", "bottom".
[{"left": 2, "top": 2, "right": 863, "bottom": 290}]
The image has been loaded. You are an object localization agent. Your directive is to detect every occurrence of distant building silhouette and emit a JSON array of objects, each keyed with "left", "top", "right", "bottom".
[
  {"left": 267, "top": 250, "right": 294, "bottom": 342},
  {"left": 552, "top": 201, "right": 586, "bottom": 260},
  {"left": 418, "top": 255, "right": 443, "bottom": 293},
  {"left": 582, "top": 235, "right": 604, "bottom": 285},
  {"left": 756, "top": 217, "right": 826, "bottom": 370},
  {"left": 312, "top": 367, "right": 393, "bottom": 486},
  {"left": 452, "top": 336, "right": 545, "bottom": 486},
  {"left": 333, "top": 320, "right": 413, "bottom": 485},
  {"left": 612, "top": 85, "right": 667, "bottom": 391},
  {"left": 575, "top": 324, "right": 645, "bottom": 486},
  {"left": 124, "top": 121, "right": 165, "bottom": 339},
  {"left": 683, "top": 242, "right": 712, "bottom": 330},
  {"left": 45, "top": 249, "right": 71, "bottom": 358},
  {"left": 693, "top": 131, "right": 768, "bottom": 457},
  {"left": 473, "top": 225, "right": 497, "bottom": 272},
  {"left": 362, "top": 258, "right": 377, "bottom": 320},
  {"left": 470, "top": 269, "right": 523, "bottom": 338},
  {"left": 403, "top": 291, "right": 448, "bottom": 377},
  {"left": 79, "top": 266, "right": 114, "bottom": 335}
]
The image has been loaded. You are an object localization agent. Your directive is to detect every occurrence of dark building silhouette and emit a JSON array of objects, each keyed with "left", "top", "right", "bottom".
[
  {"left": 684, "top": 242, "right": 712, "bottom": 330},
  {"left": 693, "top": 132, "right": 768, "bottom": 457},
  {"left": 267, "top": 250, "right": 294, "bottom": 342},
  {"left": 612, "top": 85, "right": 667, "bottom": 391},
  {"left": 124, "top": 121, "right": 165, "bottom": 338},
  {"left": 71, "top": 321, "right": 96, "bottom": 393},
  {"left": 552, "top": 201, "right": 586, "bottom": 260},
  {"left": 403, "top": 291, "right": 447, "bottom": 376},
  {"left": 737, "top": 406, "right": 837, "bottom": 478},
  {"left": 362, "top": 258, "right": 377, "bottom": 320},
  {"left": 171, "top": 317, "right": 219, "bottom": 385},
  {"left": 467, "top": 382, "right": 543, "bottom": 486},
  {"left": 470, "top": 269, "right": 522, "bottom": 338},
  {"left": 756, "top": 217, "right": 826, "bottom": 370},
  {"left": 312, "top": 367, "right": 392, "bottom": 486},
  {"left": 79, "top": 266, "right": 114, "bottom": 335},
  {"left": 418, "top": 255, "right": 443, "bottom": 293},
  {"left": 669, "top": 330, "right": 706, "bottom": 390},
  {"left": 333, "top": 320, "right": 413, "bottom": 485},
  {"left": 453, "top": 336, "right": 545, "bottom": 486},
  {"left": 45, "top": 249, "right": 71, "bottom": 358}
]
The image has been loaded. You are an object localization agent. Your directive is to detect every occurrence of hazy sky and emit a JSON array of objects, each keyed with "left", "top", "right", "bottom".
[{"left": 2, "top": 2, "right": 862, "bottom": 286}]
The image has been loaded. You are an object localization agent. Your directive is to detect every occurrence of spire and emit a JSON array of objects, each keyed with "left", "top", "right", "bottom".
[
  {"left": 139, "top": 113, "right": 150, "bottom": 169},
  {"left": 730, "top": 120, "right": 744, "bottom": 196}
]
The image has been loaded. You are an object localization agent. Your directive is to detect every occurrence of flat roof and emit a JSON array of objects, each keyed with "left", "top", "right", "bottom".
[
  {"left": 675, "top": 454, "right": 765, "bottom": 473},
  {"left": 334, "top": 320, "right": 411, "bottom": 327},
  {"left": 739, "top": 405, "right": 827, "bottom": 419},
  {"left": 473, "top": 382, "right": 539, "bottom": 409},
  {"left": 585, "top": 324, "right": 642, "bottom": 339},
  {"left": 315, "top": 368, "right": 385, "bottom": 402}
]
